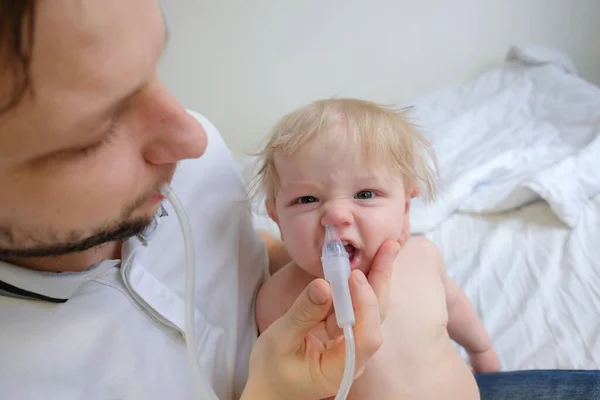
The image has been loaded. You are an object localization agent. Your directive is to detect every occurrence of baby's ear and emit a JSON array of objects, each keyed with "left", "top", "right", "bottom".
[
  {"left": 399, "top": 190, "right": 416, "bottom": 247},
  {"left": 409, "top": 186, "right": 419, "bottom": 199},
  {"left": 399, "top": 213, "right": 411, "bottom": 247},
  {"left": 265, "top": 198, "right": 278, "bottom": 224},
  {"left": 403, "top": 189, "right": 416, "bottom": 214}
]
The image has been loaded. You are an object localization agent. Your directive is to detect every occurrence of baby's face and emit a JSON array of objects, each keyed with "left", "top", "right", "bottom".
[{"left": 269, "top": 135, "right": 411, "bottom": 278}]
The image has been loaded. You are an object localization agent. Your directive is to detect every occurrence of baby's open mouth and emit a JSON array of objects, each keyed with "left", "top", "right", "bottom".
[{"left": 342, "top": 241, "right": 357, "bottom": 263}]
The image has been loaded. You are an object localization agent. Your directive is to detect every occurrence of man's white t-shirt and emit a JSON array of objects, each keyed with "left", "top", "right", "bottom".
[{"left": 0, "top": 112, "right": 269, "bottom": 400}]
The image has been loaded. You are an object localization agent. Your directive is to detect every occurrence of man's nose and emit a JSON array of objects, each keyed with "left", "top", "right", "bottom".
[
  {"left": 140, "top": 77, "right": 207, "bottom": 166},
  {"left": 321, "top": 201, "right": 354, "bottom": 228}
]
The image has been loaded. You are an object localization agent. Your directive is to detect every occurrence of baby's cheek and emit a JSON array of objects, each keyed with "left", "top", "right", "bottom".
[
  {"left": 375, "top": 210, "right": 404, "bottom": 238},
  {"left": 280, "top": 225, "right": 321, "bottom": 277},
  {"left": 287, "top": 240, "right": 323, "bottom": 277}
]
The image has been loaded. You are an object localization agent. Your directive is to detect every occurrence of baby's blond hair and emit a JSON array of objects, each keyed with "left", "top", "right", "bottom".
[{"left": 249, "top": 98, "right": 437, "bottom": 205}]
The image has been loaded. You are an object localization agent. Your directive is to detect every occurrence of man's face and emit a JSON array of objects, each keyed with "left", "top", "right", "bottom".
[{"left": 0, "top": 0, "right": 207, "bottom": 261}]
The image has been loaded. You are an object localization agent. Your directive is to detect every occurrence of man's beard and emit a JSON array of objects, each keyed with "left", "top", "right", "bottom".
[
  {"left": 0, "top": 179, "right": 171, "bottom": 260},
  {"left": 0, "top": 216, "right": 154, "bottom": 260}
]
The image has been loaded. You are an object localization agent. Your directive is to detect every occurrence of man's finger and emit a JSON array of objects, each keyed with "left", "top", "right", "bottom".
[
  {"left": 348, "top": 269, "right": 384, "bottom": 368},
  {"left": 276, "top": 278, "right": 333, "bottom": 342},
  {"left": 366, "top": 239, "right": 399, "bottom": 320}
]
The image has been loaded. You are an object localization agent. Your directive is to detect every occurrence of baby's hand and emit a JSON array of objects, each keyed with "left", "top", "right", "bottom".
[{"left": 468, "top": 348, "right": 501, "bottom": 374}]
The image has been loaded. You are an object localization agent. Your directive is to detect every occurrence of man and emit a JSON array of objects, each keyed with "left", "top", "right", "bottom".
[{"left": 0, "top": 1, "right": 396, "bottom": 399}]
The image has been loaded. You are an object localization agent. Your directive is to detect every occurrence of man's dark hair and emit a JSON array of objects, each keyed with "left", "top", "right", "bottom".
[{"left": 0, "top": 1, "right": 36, "bottom": 115}]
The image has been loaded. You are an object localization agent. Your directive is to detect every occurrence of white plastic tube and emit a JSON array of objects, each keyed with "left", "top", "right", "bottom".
[
  {"left": 321, "top": 224, "right": 357, "bottom": 400},
  {"left": 161, "top": 184, "right": 219, "bottom": 400},
  {"left": 337, "top": 325, "right": 356, "bottom": 400}
]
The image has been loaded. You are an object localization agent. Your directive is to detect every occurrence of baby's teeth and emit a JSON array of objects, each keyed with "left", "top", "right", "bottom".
[{"left": 341, "top": 240, "right": 350, "bottom": 245}]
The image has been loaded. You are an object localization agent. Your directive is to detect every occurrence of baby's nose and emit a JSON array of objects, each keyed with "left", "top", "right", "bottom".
[{"left": 321, "top": 203, "right": 354, "bottom": 228}]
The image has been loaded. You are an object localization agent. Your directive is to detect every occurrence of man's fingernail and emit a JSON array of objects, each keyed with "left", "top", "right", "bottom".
[
  {"left": 355, "top": 270, "right": 367, "bottom": 285},
  {"left": 308, "top": 283, "right": 328, "bottom": 305}
]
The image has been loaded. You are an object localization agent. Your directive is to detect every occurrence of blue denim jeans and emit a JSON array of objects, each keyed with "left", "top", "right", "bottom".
[{"left": 476, "top": 370, "right": 600, "bottom": 399}]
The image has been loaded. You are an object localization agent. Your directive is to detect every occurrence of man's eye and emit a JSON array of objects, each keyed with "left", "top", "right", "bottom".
[
  {"left": 295, "top": 196, "right": 318, "bottom": 205},
  {"left": 65, "top": 119, "right": 121, "bottom": 159},
  {"left": 355, "top": 190, "right": 375, "bottom": 200}
]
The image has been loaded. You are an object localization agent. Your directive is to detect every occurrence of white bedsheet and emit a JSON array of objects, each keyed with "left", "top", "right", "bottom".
[
  {"left": 430, "top": 196, "right": 600, "bottom": 370},
  {"left": 248, "top": 45, "right": 600, "bottom": 371},
  {"left": 412, "top": 45, "right": 600, "bottom": 370},
  {"left": 409, "top": 45, "right": 600, "bottom": 234}
]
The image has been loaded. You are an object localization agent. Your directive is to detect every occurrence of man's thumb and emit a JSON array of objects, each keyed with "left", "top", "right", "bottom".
[{"left": 279, "top": 279, "right": 333, "bottom": 339}]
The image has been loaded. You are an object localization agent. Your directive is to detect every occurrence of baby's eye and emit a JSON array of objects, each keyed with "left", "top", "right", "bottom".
[
  {"left": 355, "top": 190, "right": 376, "bottom": 200},
  {"left": 295, "top": 196, "right": 318, "bottom": 205}
]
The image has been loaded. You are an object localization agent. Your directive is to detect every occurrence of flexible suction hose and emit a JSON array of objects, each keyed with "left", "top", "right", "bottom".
[
  {"left": 161, "top": 184, "right": 219, "bottom": 400},
  {"left": 335, "top": 325, "right": 356, "bottom": 400}
]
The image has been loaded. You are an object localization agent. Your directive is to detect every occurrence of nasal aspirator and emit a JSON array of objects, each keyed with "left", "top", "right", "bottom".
[{"left": 321, "top": 224, "right": 356, "bottom": 400}]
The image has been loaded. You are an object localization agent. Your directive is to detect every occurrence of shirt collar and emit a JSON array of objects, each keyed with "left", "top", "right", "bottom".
[{"left": 0, "top": 204, "right": 168, "bottom": 304}]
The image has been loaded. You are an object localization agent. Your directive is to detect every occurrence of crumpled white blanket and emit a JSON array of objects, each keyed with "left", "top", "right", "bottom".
[{"left": 408, "top": 44, "right": 600, "bottom": 233}]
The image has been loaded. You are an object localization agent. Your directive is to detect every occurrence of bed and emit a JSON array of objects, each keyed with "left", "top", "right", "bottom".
[{"left": 248, "top": 45, "right": 600, "bottom": 371}]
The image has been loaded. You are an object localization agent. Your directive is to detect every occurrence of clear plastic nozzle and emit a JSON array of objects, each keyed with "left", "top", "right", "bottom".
[
  {"left": 322, "top": 224, "right": 348, "bottom": 258},
  {"left": 321, "top": 224, "right": 355, "bottom": 327}
]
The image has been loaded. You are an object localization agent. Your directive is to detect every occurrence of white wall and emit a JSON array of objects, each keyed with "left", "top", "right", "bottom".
[{"left": 159, "top": 0, "right": 600, "bottom": 162}]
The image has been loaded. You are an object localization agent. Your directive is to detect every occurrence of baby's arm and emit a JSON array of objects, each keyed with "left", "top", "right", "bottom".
[
  {"left": 258, "top": 230, "right": 292, "bottom": 275},
  {"left": 255, "top": 262, "right": 316, "bottom": 334},
  {"left": 443, "top": 274, "right": 501, "bottom": 373}
]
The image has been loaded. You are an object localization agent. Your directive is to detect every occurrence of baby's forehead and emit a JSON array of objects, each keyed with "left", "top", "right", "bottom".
[
  {"left": 274, "top": 129, "right": 391, "bottom": 166},
  {"left": 274, "top": 150, "right": 403, "bottom": 187},
  {"left": 268, "top": 122, "right": 411, "bottom": 192},
  {"left": 274, "top": 128, "right": 361, "bottom": 161}
]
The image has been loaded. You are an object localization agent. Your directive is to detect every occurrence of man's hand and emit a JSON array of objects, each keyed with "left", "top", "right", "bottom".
[
  {"left": 323, "top": 240, "right": 399, "bottom": 341},
  {"left": 243, "top": 240, "right": 399, "bottom": 400}
]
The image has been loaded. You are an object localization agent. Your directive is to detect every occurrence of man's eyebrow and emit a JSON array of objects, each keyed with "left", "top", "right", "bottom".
[
  {"left": 81, "top": 84, "right": 138, "bottom": 131},
  {"left": 99, "top": 23, "right": 170, "bottom": 122},
  {"left": 109, "top": 88, "right": 138, "bottom": 118}
]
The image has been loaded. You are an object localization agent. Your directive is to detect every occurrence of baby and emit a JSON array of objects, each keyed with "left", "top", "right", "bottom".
[{"left": 250, "top": 98, "right": 500, "bottom": 399}]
